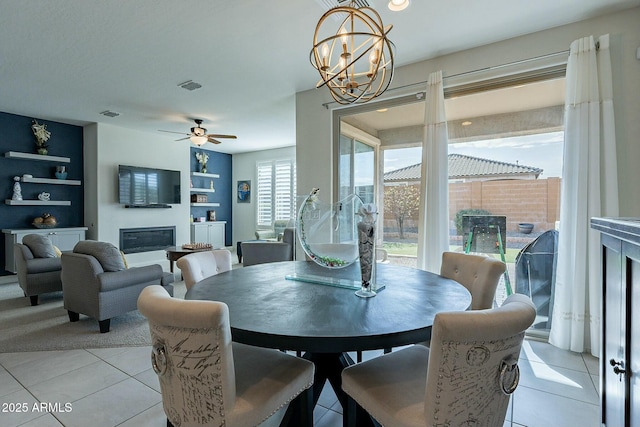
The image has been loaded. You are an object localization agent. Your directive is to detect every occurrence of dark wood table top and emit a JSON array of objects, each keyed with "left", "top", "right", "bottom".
[{"left": 185, "top": 261, "right": 471, "bottom": 353}]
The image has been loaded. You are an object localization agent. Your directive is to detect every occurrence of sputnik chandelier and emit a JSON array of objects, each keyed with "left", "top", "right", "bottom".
[{"left": 310, "top": 1, "right": 395, "bottom": 104}]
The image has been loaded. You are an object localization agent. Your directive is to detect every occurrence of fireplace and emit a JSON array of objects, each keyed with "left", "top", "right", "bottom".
[{"left": 119, "top": 226, "right": 176, "bottom": 254}]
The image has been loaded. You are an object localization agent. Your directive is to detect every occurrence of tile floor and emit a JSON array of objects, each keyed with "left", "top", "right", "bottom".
[{"left": 0, "top": 338, "right": 600, "bottom": 427}]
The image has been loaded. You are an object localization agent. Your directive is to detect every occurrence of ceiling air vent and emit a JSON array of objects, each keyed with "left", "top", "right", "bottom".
[
  {"left": 100, "top": 110, "right": 120, "bottom": 118},
  {"left": 178, "top": 80, "right": 203, "bottom": 91}
]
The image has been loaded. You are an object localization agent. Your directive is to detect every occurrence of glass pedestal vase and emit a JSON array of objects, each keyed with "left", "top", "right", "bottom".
[{"left": 356, "top": 219, "right": 377, "bottom": 298}]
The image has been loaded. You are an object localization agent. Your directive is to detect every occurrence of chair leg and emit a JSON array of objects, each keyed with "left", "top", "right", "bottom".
[
  {"left": 29, "top": 295, "right": 39, "bottom": 306},
  {"left": 68, "top": 311, "right": 79, "bottom": 322},
  {"left": 299, "top": 386, "right": 313, "bottom": 427},
  {"left": 99, "top": 319, "right": 111, "bottom": 333},
  {"left": 345, "top": 395, "right": 357, "bottom": 427}
]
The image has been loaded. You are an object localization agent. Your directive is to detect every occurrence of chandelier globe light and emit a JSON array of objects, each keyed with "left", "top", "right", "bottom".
[{"left": 310, "top": 1, "right": 395, "bottom": 105}]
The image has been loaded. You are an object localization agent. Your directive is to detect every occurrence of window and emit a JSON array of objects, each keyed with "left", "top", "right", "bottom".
[{"left": 256, "top": 160, "right": 296, "bottom": 228}]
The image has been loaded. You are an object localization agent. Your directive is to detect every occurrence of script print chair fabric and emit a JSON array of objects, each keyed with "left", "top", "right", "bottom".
[
  {"left": 138, "top": 285, "right": 315, "bottom": 427},
  {"left": 342, "top": 294, "right": 536, "bottom": 427},
  {"left": 176, "top": 249, "right": 233, "bottom": 290}
]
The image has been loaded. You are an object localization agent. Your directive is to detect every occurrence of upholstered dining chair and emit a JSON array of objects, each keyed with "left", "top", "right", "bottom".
[
  {"left": 341, "top": 293, "right": 536, "bottom": 427},
  {"left": 440, "top": 251, "right": 506, "bottom": 310},
  {"left": 175, "top": 249, "right": 233, "bottom": 290},
  {"left": 137, "top": 285, "right": 315, "bottom": 427}
]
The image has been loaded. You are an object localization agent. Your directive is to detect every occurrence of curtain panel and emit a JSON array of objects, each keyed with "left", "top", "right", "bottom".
[
  {"left": 549, "top": 34, "right": 619, "bottom": 357},
  {"left": 417, "top": 71, "right": 449, "bottom": 273}
]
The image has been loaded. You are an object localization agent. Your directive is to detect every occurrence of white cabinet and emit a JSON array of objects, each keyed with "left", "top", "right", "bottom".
[
  {"left": 190, "top": 222, "right": 226, "bottom": 249},
  {"left": 2, "top": 227, "right": 88, "bottom": 273}
]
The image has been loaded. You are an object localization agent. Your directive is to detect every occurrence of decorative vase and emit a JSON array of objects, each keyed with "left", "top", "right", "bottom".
[
  {"left": 37, "top": 147, "right": 48, "bottom": 155},
  {"left": 356, "top": 204, "right": 378, "bottom": 298},
  {"left": 55, "top": 165, "right": 67, "bottom": 180},
  {"left": 200, "top": 163, "right": 207, "bottom": 173}
]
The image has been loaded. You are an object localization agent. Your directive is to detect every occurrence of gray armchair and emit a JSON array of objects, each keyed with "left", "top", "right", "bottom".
[
  {"left": 14, "top": 234, "right": 63, "bottom": 306},
  {"left": 242, "top": 227, "right": 295, "bottom": 267},
  {"left": 61, "top": 240, "right": 174, "bottom": 333}
]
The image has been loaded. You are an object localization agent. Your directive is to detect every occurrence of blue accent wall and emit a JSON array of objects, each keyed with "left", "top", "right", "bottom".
[
  {"left": 190, "top": 147, "right": 232, "bottom": 246},
  {"left": 0, "top": 111, "right": 84, "bottom": 273}
]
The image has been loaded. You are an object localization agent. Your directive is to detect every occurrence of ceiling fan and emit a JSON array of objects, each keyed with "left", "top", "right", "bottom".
[{"left": 159, "top": 119, "right": 237, "bottom": 145}]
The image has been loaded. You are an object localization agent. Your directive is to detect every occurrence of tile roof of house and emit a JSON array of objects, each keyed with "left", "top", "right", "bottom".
[{"left": 384, "top": 154, "right": 543, "bottom": 182}]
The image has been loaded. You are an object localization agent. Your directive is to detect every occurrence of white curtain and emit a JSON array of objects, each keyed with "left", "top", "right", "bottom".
[
  {"left": 549, "top": 34, "right": 619, "bottom": 357},
  {"left": 417, "top": 71, "right": 449, "bottom": 273}
]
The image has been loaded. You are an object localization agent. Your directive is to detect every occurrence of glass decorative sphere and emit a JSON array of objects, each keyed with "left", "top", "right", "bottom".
[{"left": 297, "top": 189, "right": 363, "bottom": 269}]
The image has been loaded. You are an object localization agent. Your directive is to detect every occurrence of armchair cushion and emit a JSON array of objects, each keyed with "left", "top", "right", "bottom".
[
  {"left": 74, "top": 240, "right": 125, "bottom": 272},
  {"left": 97, "top": 264, "right": 165, "bottom": 292},
  {"left": 22, "top": 234, "right": 57, "bottom": 258},
  {"left": 26, "top": 257, "right": 63, "bottom": 274}
]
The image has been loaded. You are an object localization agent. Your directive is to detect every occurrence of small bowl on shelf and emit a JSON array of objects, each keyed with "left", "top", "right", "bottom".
[{"left": 32, "top": 223, "right": 57, "bottom": 229}]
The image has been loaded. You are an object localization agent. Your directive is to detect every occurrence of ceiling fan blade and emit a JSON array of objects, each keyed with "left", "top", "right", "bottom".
[
  {"left": 159, "top": 130, "right": 189, "bottom": 136},
  {"left": 206, "top": 134, "right": 237, "bottom": 139},
  {"left": 207, "top": 137, "right": 223, "bottom": 144},
  {"left": 175, "top": 137, "right": 190, "bottom": 141}
]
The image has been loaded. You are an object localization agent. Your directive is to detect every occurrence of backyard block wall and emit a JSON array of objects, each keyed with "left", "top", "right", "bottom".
[
  {"left": 448, "top": 178, "right": 561, "bottom": 232},
  {"left": 383, "top": 178, "right": 561, "bottom": 235}
]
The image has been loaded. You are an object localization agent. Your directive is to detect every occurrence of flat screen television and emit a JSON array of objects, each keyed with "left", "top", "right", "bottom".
[{"left": 118, "top": 165, "right": 181, "bottom": 207}]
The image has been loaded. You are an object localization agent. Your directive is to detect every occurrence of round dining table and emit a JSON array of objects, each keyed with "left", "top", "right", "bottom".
[{"left": 186, "top": 260, "right": 471, "bottom": 426}]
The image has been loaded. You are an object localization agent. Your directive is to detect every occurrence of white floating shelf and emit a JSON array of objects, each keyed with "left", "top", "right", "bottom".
[
  {"left": 5, "top": 151, "right": 71, "bottom": 163},
  {"left": 190, "top": 203, "right": 220, "bottom": 207},
  {"left": 191, "top": 172, "right": 220, "bottom": 178},
  {"left": 190, "top": 188, "right": 215, "bottom": 193},
  {"left": 5, "top": 199, "right": 71, "bottom": 206},
  {"left": 21, "top": 177, "right": 81, "bottom": 186}
]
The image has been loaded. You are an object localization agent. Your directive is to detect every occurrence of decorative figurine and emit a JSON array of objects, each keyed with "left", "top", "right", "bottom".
[{"left": 12, "top": 176, "right": 22, "bottom": 200}]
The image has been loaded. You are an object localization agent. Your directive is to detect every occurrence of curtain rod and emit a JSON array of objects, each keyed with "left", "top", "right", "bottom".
[{"left": 321, "top": 49, "right": 571, "bottom": 109}]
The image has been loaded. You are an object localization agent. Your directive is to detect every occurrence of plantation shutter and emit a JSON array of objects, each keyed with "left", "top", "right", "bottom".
[{"left": 256, "top": 162, "right": 273, "bottom": 227}]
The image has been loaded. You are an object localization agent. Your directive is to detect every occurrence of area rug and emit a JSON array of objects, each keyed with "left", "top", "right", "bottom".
[{"left": 0, "top": 279, "right": 186, "bottom": 353}]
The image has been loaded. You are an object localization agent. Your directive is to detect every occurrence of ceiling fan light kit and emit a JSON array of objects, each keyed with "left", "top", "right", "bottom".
[
  {"left": 159, "top": 119, "right": 237, "bottom": 146},
  {"left": 310, "top": 0, "right": 395, "bottom": 104}
]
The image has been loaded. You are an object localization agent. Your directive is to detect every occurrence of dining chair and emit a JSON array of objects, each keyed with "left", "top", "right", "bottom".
[
  {"left": 341, "top": 293, "right": 536, "bottom": 427},
  {"left": 440, "top": 251, "right": 506, "bottom": 310},
  {"left": 138, "top": 285, "right": 315, "bottom": 427},
  {"left": 176, "top": 249, "right": 232, "bottom": 290}
]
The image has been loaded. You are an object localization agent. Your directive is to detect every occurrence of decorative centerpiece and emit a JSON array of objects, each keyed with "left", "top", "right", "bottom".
[
  {"left": 356, "top": 203, "right": 378, "bottom": 298},
  {"left": 195, "top": 151, "right": 209, "bottom": 173},
  {"left": 297, "top": 188, "right": 360, "bottom": 269},
  {"left": 33, "top": 213, "right": 57, "bottom": 228},
  {"left": 31, "top": 120, "right": 51, "bottom": 155}
]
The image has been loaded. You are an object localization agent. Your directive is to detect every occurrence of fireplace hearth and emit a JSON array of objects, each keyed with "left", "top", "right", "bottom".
[{"left": 119, "top": 226, "right": 176, "bottom": 254}]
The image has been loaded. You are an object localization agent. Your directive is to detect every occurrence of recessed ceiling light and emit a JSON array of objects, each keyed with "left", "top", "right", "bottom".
[
  {"left": 462, "top": 121, "right": 472, "bottom": 126},
  {"left": 388, "top": 0, "right": 409, "bottom": 11},
  {"left": 376, "top": 108, "right": 388, "bottom": 113}
]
